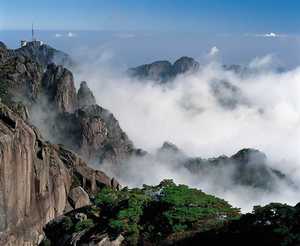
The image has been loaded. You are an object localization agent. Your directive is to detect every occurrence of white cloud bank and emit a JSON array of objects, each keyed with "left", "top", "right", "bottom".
[
  {"left": 209, "top": 46, "right": 219, "bottom": 57},
  {"left": 73, "top": 52, "right": 300, "bottom": 212}
]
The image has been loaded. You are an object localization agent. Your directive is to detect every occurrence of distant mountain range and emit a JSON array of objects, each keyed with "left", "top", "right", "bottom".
[{"left": 128, "top": 56, "right": 200, "bottom": 83}]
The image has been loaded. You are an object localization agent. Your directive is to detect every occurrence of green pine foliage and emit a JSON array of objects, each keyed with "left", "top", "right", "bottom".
[{"left": 92, "top": 180, "right": 240, "bottom": 245}]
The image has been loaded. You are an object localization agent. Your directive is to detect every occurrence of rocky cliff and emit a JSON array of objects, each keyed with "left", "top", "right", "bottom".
[
  {"left": 51, "top": 104, "right": 134, "bottom": 165},
  {"left": 1, "top": 42, "right": 133, "bottom": 167},
  {"left": 41, "top": 63, "right": 78, "bottom": 113},
  {"left": 77, "top": 81, "right": 96, "bottom": 108},
  {"left": 0, "top": 45, "right": 43, "bottom": 106},
  {"left": 13, "top": 43, "right": 73, "bottom": 69},
  {"left": 0, "top": 103, "right": 119, "bottom": 245}
]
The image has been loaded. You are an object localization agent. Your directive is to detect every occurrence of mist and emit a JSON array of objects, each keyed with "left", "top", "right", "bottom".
[{"left": 70, "top": 51, "right": 300, "bottom": 212}]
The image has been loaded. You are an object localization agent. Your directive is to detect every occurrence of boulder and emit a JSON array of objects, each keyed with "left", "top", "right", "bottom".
[{"left": 68, "top": 186, "right": 91, "bottom": 209}]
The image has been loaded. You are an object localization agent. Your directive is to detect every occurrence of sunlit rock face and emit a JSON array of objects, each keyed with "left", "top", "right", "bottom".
[{"left": 0, "top": 104, "right": 119, "bottom": 245}]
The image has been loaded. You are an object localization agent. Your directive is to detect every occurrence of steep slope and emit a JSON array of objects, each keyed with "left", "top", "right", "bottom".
[
  {"left": 0, "top": 103, "right": 119, "bottom": 245},
  {"left": 77, "top": 81, "right": 96, "bottom": 108},
  {"left": 13, "top": 43, "right": 73, "bottom": 69},
  {"left": 1, "top": 42, "right": 135, "bottom": 167},
  {"left": 41, "top": 63, "right": 78, "bottom": 113},
  {"left": 0, "top": 44, "right": 43, "bottom": 106},
  {"left": 52, "top": 104, "right": 135, "bottom": 165}
]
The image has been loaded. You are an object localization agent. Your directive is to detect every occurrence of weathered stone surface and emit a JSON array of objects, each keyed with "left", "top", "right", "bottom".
[
  {"left": 14, "top": 43, "right": 73, "bottom": 69},
  {"left": 77, "top": 81, "right": 96, "bottom": 108},
  {"left": 0, "top": 51, "right": 43, "bottom": 105},
  {"left": 97, "top": 234, "right": 125, "bottom": 246},
  {"left": 42, "top": 63, "right": 78, "bottom": 113},
  {"left": 0, "top": 103, "right": 118, "bottom": 245},
  {"left": 68, "top": 186, "right": 91, "bottom": 209},
  {"left": 52, "top": 104, "right": 134, "bottom": 165}
]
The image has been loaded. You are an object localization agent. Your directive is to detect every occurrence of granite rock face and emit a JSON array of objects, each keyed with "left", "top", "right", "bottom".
[
  {"left": 68, "top": 187, "right": 91, "bottom": 209},
  {"left": 53, "top": 104, "right": 134, "bottom": 165},
  {"left": 0, "top": 44, "right": 43, "bottom": 105},
  {"left": 13, "top": 43, "right": 73, "bottom": 69},
  {"left": 41, "top": 63, "right": 78, "bottom": 113},
  {"left": 0, "top": 103, "right": 119, "bottom": 245}
]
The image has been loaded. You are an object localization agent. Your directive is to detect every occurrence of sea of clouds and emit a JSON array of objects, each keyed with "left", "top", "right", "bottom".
[{"left": 71, "top": 49, "right": 300, "bottom": 211}]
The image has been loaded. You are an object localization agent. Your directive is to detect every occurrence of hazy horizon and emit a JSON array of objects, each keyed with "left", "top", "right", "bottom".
[{"left": 2, "top": 29, "right": 300, "bottom": 69}]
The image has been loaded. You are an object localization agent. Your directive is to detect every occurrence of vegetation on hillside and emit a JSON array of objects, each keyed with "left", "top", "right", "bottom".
[{"left": 43, "top": 180, "right": 240, "bottom": 245}]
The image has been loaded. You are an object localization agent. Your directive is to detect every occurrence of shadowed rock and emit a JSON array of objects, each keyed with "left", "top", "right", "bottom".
[
  {"left": 184, "top": 148, "right": 291, "bottom": 190},
  {"left": 0, "top": 50, "right": 43, "bottom": 105},
  {"left": 42, "top": 63, "right": 78, "bottom": 113},
  {"left": 77, "top": 81, "right": 96, "bottom": 108},
  {"left": 128, "top": 56, "right": 199, "bottom": 83},
  {"left": 13, "top": 43, "right": 73, "bottom": 69},
  {"left": 52, "top": 104, "right": 135, "bottom": 165}
]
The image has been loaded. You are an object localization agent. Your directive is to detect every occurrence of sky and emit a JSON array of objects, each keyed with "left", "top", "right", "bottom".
[{"left": 1, "top": 0, "right": 300, "bottom": 33}]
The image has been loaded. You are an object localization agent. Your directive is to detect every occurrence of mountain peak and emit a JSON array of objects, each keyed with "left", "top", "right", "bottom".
[{"left": 128, "top": 56, "right": 200, "bottom": 83}]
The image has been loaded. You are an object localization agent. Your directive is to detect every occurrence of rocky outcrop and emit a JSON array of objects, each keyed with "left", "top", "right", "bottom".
[
  {"left": 77, "top": 81, "right": 96, "bottom": 108},
  {"left": 0, "top": 41, "right": 6, "bottom": 50},
  {"left": 41, "top": 63, "right": 77, "bottom": 113},
  {"left": 210, "top": 80, "right": 249, "bottom": 109},
  {"left": 184, "top": 148, "right": 291, "bottom": 190},
  {"left": 128, "top": 56, "right": 199, "bottom": 83},
  {"left": 0, "top": 103, "right": 119, "bottom": 245},
  {"left": 13, "top": 43, "right": 73, "bottom": 69},
  {"left": 68, "top": 187, "right": 91, "bottom": 209},
  {"left": 52, "top": 104, "right": 134, "bottom": 165},
  {"left": 173, "top": 56, "right": 199, "bottom": 74},
  {"left": 0, "top": 46, "right": 43, "bottom": 105},
  {"left": 43, "top": 209, "right": 125, "bottom": 246}
]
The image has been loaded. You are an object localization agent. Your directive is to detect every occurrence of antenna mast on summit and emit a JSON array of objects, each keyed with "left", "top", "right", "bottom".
[{"left": 32, "top": 23, "right": 35, "bottom": 41}]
